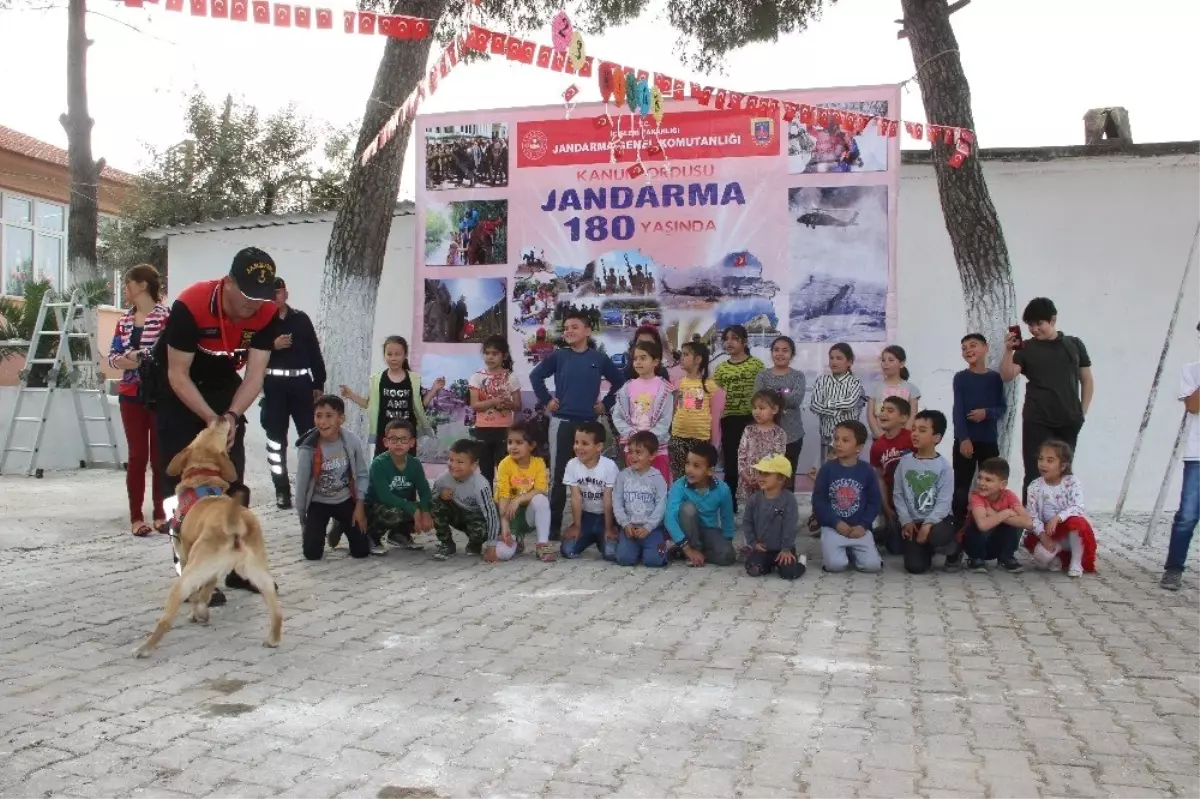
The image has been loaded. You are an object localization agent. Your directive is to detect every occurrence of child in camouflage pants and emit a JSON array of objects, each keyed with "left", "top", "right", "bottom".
[{"left": 430, "top": 440, "right": 501, "bottom": 560}]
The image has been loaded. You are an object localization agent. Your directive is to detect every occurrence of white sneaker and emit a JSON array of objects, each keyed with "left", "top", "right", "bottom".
[{"left": 1067, "top": 566, "right": 1082, "bottom": 578}]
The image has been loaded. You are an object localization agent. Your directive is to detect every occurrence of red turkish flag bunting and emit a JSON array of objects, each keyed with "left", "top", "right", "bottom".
[
  {"left": 357, "top": 11, "right": 375, "bottom": 34},
  {"left": 689, "top": 83, "right": 713, "bottom": 106},
  {"left": 904, "top": 121, "right": 923, "bottom": 140},
  {"left": 628, "top": 163, "right": 645, "bottom": 180},
  {"left": 342, "top": 10, "right": 355, "bottom": 32},
  {"left": 518, "top": 40, "right": 536, "bottom": 64},
  {"left": 165, "top": 0, "right": 183, "bottom": 11},
  {"left": 504, "top": 36, "right": 521, "bottom": 60},
  {"left": 654, "top": 74, "right": 672, "bottom": 93},
  {"left": 671, "top": 79, "right": 684, "bottom": 101},
  {"left": 927, "top": 124, "right": 942, "bottom": 143},
  {"left": 413, "top": 19, "right": 428, "bottom": 38},
  {"left": 293, "top": 5, "right": 308, "bottom": 26},
  {"left": 439, "top": 52, "right": 449, "bottom": 76},
  {"left": 535, "top": 45, "right": 552, "bottom": 68},
  {"left": 466, "top": 25, "right": 489, "bottom": 51},
  {"left": 210, "top": 0, "right": 227, "bottom": 16},
  {"left": 762, "top": 98, "right": 780, "bottom": 118},
  {"left": 314, "top": 7, "right": 330, "bottom": 27},
  {"left": 577, "top": 56, "right": 593, "bottom": 78},
  {"left": 726, "top": 91, "right": 743, "bottom": 111},
  {"left": 448, "top": 40, "right": 460, "bottom": 65},
  {"left": 943, "top": 126, "right": 956, "bottom": 145},
  {"left": 744, "top": 95, "right": 759, "bottom": 112},
  {"left": 378, "top": 16, "right": 411, "bottom": 39},
  {"left": 948, "top": 151, "right": 965, "bottom": 168},
  {"left": 815, "top": 107, "right": 830, "bottom": 127},
  {"left": 488, "top": 31, "right": 507, "bottom": 54},
  {"left": 251, "top": 0, "right": 270, "bottom": 21},
  {"left": 273, "top": 4, "right": 290, "bottom": 26},
  {"left": 190, "top": 0, "right": 206, "bottom": 15},
  {"left": 635, "top": 69, "right": 649, "bottom": 83},
  {"left": 550, "top": 50, "right": 567, "bottom": 71},
  {"left": 229, "top": 0, "right": 246, "bottom": 19},
  {"left": 713, "top": 89, "right": 727, "bottom": 110},
  {"left": 798, "top": 105, "right": 813, "bottom": 124},
  {"left": 781, "top": 102, "right": 798, "bottom": 122},
  {"left": 428, "top": 68, "right": 438, "bottom": 95},
  {"left": 123, "top": 0, "right": 144, "bottom": 7},
  {"left": 456, "top": 34, "right": 468, "bottom": 59}
]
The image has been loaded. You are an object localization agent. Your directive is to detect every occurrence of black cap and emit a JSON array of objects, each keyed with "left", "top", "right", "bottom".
[
  {"left": 229, "top": 247, "right": 277, "bottom": 301},
  {"left": 274, "top": 277, "right": 286, "bottom": 291}
]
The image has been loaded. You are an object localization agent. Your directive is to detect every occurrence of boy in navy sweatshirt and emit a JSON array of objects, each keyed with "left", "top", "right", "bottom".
[
  {"left": 813, "top": 420, "right": 883, "bottom": 573},
  {"left": 530, "top": 310, "right": 625, "bottom": 538},
  {"left": 952, "top": 334, "right": 1008, "bottom": 525}
]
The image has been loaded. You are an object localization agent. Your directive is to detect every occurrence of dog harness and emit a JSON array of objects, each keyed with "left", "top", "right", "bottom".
[{"left": 173, "top": 468, "right": 227, "bottom": 527}]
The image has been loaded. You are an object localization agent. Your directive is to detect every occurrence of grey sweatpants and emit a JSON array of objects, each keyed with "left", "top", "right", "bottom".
[{"left": 820, "top": 526, "right": 883, "bottom": 572}]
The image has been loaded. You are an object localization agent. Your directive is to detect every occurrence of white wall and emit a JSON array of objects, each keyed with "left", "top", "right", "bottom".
[
  {"left": 162, "top": 214, "right": 417, "bottom": 380},
  {"left": 144, "top": 154, "right": 1200, "bottom": 510},
  {"left": 897, "top": 152, "right": 1200, "bottom": 511}
]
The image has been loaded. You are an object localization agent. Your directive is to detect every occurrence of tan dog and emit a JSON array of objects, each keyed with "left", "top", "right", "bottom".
[{"left": 135, "top": 418, "right": 282, "bottom": 658}]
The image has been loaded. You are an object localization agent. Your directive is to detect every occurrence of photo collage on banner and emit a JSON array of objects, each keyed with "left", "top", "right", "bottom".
[{"left": 414, "top": 88, "right": 900, "bottom": 489}]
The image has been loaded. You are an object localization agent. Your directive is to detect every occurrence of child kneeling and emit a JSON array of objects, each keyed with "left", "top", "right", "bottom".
[
  {"left": 962, "top": 457, "right": 1032, "bottom": 572},
  {"left": 813, "top": 421, "right": 883, "bottom": 573},
  {"left": 614, "top": 431, "right": 670, "bottom": 567},
  {"left": 1023, "top": 440, "right": 1097, "bottom": 577},
  {"left": 664, "top": 442, "right": 736, "bottom": 567},
  {"left": 295, "top": 395, "right": 371, "bottom": 560},
  {"left": 894, "top": 410, "right": 960, "bottom": 574},
  {"left": 493, "top": 422, "right": 554, "bottom": 562},
  {"left": 366, "top": 419, "right": 433, "bottom": 555},
  {"left": 431, "top": 439, "right": 501, "bottom": 560},
  {"left": 743, "top": 455, "right": 805, "bottom": 580},
  {"left": 560, "top": 421, "right": 621, "bottom": 561}
]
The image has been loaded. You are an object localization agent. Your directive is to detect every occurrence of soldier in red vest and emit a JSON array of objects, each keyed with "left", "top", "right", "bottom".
[{"left": 153, "top": 248, "right": 282, "bottom": 605}]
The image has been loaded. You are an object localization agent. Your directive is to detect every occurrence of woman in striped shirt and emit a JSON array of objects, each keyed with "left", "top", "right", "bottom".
[{"left": 107, "top": 264, "right": 171, "bottom": 536}]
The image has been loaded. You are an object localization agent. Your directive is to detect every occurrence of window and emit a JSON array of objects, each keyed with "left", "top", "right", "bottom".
[{"left": 0, "top": 191, "right": 66, "bottom": 295}]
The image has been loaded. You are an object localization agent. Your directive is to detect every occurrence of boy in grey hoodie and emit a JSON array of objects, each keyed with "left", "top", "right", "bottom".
[
  {"left": 613, "top": 431, "right": 670, "bottom": 567},
  {"left": 295, "top": 395, "right": 372, "bottom": 560},
  {"left": 893, "top": 409, "right": 958, "bottom": 574},
  {"left": 431, "top": 439, "right": 501, "bottom": 560}
]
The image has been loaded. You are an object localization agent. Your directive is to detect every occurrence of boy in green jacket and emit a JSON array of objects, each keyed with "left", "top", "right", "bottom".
[{"left": 366, "top": 419, "right": 433, "bottom": 555}]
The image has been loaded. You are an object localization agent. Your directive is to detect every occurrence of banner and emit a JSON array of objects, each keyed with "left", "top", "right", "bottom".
[{"left": 413, "top": 86, "right": 900, "bottom": 489}]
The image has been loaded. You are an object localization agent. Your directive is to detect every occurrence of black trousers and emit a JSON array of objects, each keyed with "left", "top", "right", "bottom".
[
  {"left": 744, "top": 548, "right": 806, "bottom": 580},
  {"left": 261, "top": 375, "right": 315, "bottom": 493},
  {"left": 472, "top": 426, "right": 508, "bottom": 489},
  {"left": 963, "top": 521, "right": 1021, "bottom": 563},
  {"left": 1020, "top": 419, "right": 1083, "bottom": 501},
  {"left": 548, "top": 417, "right": 582, "bottom": 539},
  {"left": 784, "top": 438, "right": 804, "bottom": 491},
  {"left": 157, "top": 404, "right": 248, "bottom": 502},
  {"left": 720, "top": 415, "right": 752, "bottom": 513},
  {"left": 902, "top": 519, "right": 958, "bottom": 575},
  {"left": 952, "top": 439, "right": 1001, "bottom": 525},
  {"left": 303, "top": 498, "right": 369, "bottom": 560}
]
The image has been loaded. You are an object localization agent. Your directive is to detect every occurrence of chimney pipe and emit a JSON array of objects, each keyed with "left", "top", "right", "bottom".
[{"left": 1084, "top": 107, "right": 1133, "bottom": 145}]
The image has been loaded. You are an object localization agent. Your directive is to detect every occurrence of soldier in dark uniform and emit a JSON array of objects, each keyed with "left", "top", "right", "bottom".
[{"left": 262, "top": 277, "right": 326, "bottom": 509}]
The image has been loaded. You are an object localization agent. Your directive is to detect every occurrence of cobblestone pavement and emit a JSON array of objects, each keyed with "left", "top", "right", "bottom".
[{"left": 0, "top": 460, "right": 1197, "bottom": 798}]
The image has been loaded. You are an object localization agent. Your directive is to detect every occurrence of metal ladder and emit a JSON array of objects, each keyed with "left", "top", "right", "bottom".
[{"left": 0, "top": 288, "right": 124, "bottom": 478}]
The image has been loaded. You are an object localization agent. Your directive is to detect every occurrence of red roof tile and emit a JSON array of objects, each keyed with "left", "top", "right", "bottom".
[{"left": 0, "top": 124, "right": 136, "bottom": 185}]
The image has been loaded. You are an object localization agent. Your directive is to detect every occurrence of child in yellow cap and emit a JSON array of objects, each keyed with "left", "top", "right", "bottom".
[{"left": 742, "top": 454, "right": 805, "bottom": 580}]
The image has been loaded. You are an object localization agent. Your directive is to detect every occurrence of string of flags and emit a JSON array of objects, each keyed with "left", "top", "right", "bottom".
[
  {"left": 359, "top": 18, "right": 977, "bottom": 171},
  {"left": 116, "top": 0, "right": 435, "bottom": 38}
]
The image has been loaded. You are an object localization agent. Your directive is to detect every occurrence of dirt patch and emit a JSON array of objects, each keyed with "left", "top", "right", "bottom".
[
  {"left": 204, "top": 702, "right": 256, "bottom": 717},
  {"left": 198, "top": 678, "right": 251, "bottom": 695},
  {"left": 377, "top": 787, "right": 441, "bottom": 798}
]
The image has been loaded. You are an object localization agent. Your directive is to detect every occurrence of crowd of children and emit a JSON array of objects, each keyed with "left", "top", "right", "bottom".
[{"left": 295, "top": 307, "right": 1099, "bottom": 582}]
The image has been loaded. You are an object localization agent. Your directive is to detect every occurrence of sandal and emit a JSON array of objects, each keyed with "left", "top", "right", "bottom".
[
  {"left": 132, "top": 523, "right": 153, "bottom": 537},
  {"left": 535, "top": 543, "right": 556, "bottom": 563},
  {"left": 152, "top": 519, "right": 169, "bottom": 535}
]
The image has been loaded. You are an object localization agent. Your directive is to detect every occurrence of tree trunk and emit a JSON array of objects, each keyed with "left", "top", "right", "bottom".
[
  {"left": 60, "top": 0, "right": 105, "bottom": 289},
  {"left": 900, "top": 0, "right": 1019, "bottom": 456},
  {"left": 316, "top": 0, "right": 448, "bottom": 436}
]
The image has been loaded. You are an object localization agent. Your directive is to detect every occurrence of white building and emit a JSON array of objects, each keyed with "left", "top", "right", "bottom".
[{"left": 6, "top": 144, "right": 1197, "bottom": 512}]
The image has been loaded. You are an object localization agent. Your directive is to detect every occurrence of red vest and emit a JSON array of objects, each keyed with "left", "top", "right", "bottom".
[{"left": 176, "top": 279, "right": 278, "bottom": 371}]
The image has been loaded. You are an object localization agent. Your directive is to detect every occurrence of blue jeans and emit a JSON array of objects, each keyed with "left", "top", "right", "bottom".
[
  {"left": 561, "top": 511, "right": 617, "bottom": 561},
  {"left": 616, "top": 527, "right": 668, "bottom": 567},
  {"left": 1166, "top": 460, "right": 1199, "bottom": 572}
]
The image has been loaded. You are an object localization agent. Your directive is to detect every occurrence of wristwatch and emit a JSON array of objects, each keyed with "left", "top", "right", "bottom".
[{"left": 222, "top": 411, "right": 241, "bottom": 426}]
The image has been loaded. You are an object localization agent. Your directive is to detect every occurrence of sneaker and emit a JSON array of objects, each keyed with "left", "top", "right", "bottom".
[
  {"left": 388, "top": 530, "right": 424, "bottom": 550},
  {"left": 1067, "top": 566, "right": 1083, "bottom": 578},
  {"left": 465, "top": 541, "right": 484, "bottom": 556},
  {"left": 432, "top": 541, "right": 457, "bottom": 561},
  {"left": 208, "top": 588, "right": 227, "bottom": 607},
  {"left": 535, "top": 543, "right": 557, "bottom": 562},
  {"left": 369, "top": 542, "right": 387, "bottom": 556},
  {"left": 999, "top": 558, "right": 1024, "bottom": 573},
  {"left": 275, "top": 491, "right": 293, "bottom": 510},
  {"left": 1161, "top": 569, "right": 1184, "bottom": 591},
  {"left": 968, "top": 559, "right": 988, "bottom": 573}
]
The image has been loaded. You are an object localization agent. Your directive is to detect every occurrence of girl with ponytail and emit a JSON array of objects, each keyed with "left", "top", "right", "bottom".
[
  {"left": 469, "top": 335, "right": 522, "bottom": 486},
  {"left": 868, "top": 345, "right": 922, "bottom": 438}
]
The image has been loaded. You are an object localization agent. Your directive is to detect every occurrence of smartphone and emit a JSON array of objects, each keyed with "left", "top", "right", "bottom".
[{"left": 1008, "top": 325, "right": 1024, "bottom": 350}]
